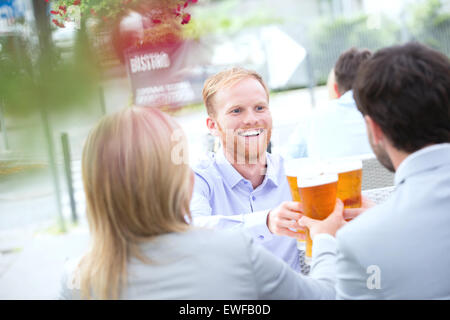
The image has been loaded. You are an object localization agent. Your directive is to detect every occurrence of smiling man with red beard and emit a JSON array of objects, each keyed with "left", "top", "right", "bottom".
[{"left": 189, "top": 67, "right": 323, "bottom": 273}]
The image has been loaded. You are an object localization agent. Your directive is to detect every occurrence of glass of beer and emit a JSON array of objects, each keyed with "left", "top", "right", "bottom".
[
  {"left": 284, "top": 158, "right": 317, "bottom": 250},
  {"left": 325, "top": 159, "right": 362, "bottom": 209},
  {"left": 298, "top": 171, "right": 338, "bottom": 264},
  {"left": 285, "top": 158, "right": 317, "bottom": 201}
]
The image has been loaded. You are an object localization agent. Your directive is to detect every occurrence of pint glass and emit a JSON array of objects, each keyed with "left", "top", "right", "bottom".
[
  {"left": 285, "top": 158, "right": 317, "bottom": 202},
  {"left": 298, "top": 172, "right": 338, "bottom": 263},
  {"left": 326, "top": 159, "right": 362, "bottom": 209},
  {"left": 284, "top": 159, "right": 317, "bottom": 250}
]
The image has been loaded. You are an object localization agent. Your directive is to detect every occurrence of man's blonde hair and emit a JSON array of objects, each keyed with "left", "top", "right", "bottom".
[{"left": 202, "top": 67, "right": 269, "bottom": 116}]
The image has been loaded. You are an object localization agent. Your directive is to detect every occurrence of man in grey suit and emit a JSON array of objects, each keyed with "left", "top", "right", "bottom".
[{"left": 298, "top": 42, "right": 450, "bottom": 299}]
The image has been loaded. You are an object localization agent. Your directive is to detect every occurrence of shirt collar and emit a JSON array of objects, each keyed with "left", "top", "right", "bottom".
[
  {"left": 215, "top": 150, "right": 243, "bottom": 188},
  {"left": 336, "top": 90, "right": 355, "bottom": 107},
  {"left": 394, "top": 143, "right": 450, "bottom": 186},
  {"left": 264, "top": 153, "right": 280, "bottom": 188},
  {"left": 215, "top": 149, "right": 280, "bottom": 189}
]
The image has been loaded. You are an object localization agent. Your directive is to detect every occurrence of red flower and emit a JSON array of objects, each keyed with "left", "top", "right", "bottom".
[
  {"left": 73, "top": 0, "right": 81, "bottom": 5},
  {"left": 52, "top": 19, "right": 65, "bottom": 28},
  {"left": 50, "top": 10, "right": 58, "bottom": 15},
  {"left": 181, "top": 13, "right": 191, "bottom": 25},
  {"left": 190, "top": 0, "right": 198, "bottom": 3},
  {"left": 184, "top": 1, "right": 189, "bottom": 8},
  {"left": 152, "top": 19, "right": 162, "bottom": 24}
]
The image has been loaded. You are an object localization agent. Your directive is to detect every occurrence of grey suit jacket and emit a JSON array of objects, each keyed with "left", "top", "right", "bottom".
[
  {"left": 335, "top": 144, "right": 450, "bottom": 299},
  {"left": 60, "top": 228, "right": 337, "bottom": 299}
]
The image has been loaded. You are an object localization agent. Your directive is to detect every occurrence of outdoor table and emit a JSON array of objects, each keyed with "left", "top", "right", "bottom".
[{"left": 362, "top": 185, "right": 395, "bottom": 205}]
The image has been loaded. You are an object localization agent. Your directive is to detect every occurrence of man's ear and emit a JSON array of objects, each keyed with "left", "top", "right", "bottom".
[
  {"left": 206, "top": 116, "right": 219, "bottom": 136},
  {"left": 364, "top": 115, "right": 384, "bottom": 145},
  {"left": 333, "top": 83, "right": 341, "bottom": 98}
]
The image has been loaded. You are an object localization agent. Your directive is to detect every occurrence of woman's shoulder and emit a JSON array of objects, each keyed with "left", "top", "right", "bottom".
[
  {"left": 151, "top": 228, "right": 254, "bottom": 258},
  {"left": 177, "top": 227, "right": 251, "bottom": 247},
  {"left": 58, "top": 256, "right": 83, "bottom": 300}
]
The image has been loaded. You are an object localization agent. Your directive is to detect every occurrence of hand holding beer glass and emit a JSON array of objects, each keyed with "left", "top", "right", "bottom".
[
  {"left": 284, "top": 158, "right": 317, "bottom": 250},
  {"left": 296, "top": 158, "right": 364, "bottom": 264},
  {"left": 297, "top": 170, "right": 338, "bottom": 264}
]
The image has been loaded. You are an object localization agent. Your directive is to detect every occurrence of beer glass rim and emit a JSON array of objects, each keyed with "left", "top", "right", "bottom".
[
  {"left": 297, "top": 172, "right": 338, "bottom": 188},
  {"left": 284, "top": 158, "right": 319, "bottom": 177},
  {"left": 325, "top": 159, "right": 362, "bottom": 173}
]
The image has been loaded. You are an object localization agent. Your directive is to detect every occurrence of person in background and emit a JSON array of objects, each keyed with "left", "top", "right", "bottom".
[
  {"left": 283, "top": 47, "right": 373, "bottom": 160},
  {"left": 327, "top": 68, "right": 339, "bottom": 100},
  {"left": 59, "top": 106, "right": 341, "bottom": 299},
  {"left": 298, "top": 42, "right": 450, "bottom": 299}
]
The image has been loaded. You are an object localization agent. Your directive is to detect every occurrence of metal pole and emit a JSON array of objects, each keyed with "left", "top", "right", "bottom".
[
  {"left": 306, "top": 54, "right": 316, "bottom": 108},
  {"left": 41, "top": 109, "right": 66, "bottom": 232},
  {"left": 0, "top": 100, "right": 9, "bottom": 151},
  {"left": 32, "top": 0, "right": 65, "bottom": 231},
  {"left": 400, "top": 9, "right": 410, "bottom": 43},
  {"left": 61, "top": 132, "right": 77, "bottom": 224}
]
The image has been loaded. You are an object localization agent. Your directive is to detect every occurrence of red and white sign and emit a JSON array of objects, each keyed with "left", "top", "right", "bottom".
[{"left": 124, "top": 40, "right": 201, "bottom": 108}]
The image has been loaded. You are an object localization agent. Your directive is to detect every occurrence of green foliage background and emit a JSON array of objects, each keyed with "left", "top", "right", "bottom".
[
  {"left": 309, "top": 14, "right": 399, "bottom": 83},
  {"left": 307, "top": 0, "right": 450, "bottom": 84},
  {"left": 408, "top": 0, "right": 450, "bottom": 55}
]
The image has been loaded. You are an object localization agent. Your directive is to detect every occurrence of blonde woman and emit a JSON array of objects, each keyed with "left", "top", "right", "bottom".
[{"left": 59, "top": 106, "right": 341, "bottom": 300}]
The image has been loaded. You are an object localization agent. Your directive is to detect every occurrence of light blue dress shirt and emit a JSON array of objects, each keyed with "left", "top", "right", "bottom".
[
  {"left": 283, "top": 90, "right": 373, "bottom": 160},
  {"left": 190, "top": 150, "right": 300, "bottom": 272}
]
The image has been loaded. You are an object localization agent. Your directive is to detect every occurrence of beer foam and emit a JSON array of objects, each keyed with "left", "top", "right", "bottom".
[
  {"left": 325, "top": 159, "right": 362, "bottom": 174},
  {"left": 284, "top": 158, "right": 318, "bottom": 177},
  {"left": 297, "top": 172, "right": 338, "bottom": 188}
]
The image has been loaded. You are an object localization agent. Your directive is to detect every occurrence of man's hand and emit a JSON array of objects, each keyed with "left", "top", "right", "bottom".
[
  {"left": 343, "top": 195, "right": 375, "bottom": 221},
  {"left": 297, "top": 199, "right": 345, "bottom": 240},
  {"left": 267, "top": 201, "right": 306, "bottom": 239}
]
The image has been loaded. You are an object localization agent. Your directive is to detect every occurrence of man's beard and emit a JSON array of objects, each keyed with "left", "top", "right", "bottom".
[
  {"left": 368, "top": 130, "right": 395, "bottom": 173},
  {"left": 218, "top": 125, "right": 271, "bottom": 165}
]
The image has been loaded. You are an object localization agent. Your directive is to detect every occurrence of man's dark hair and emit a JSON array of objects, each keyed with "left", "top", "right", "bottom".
[
  {"left": 354, "top": 42, "right": 450, "bottom": 153},
  {"left": 334, "top": 47, "right": 372, "bottom": 94}
]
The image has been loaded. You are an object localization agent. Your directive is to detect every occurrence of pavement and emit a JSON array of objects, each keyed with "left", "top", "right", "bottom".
[
  {"left": 0, "top": 222, "right": 90, "bottom": 299},
  {"left": 0, "top": 79, "right": 328, "bottom": 299}
]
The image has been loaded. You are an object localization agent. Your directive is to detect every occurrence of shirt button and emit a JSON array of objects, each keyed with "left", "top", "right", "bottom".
[
  {"left": 252, "top": 196, "right": 256, "bottom": 201},
  {"left": 258, "top": 235, "right": 264, "bottom": 240}
]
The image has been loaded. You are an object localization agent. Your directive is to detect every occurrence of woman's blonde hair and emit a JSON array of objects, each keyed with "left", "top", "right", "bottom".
[{"left": 78, "top": 106, "right": 191, "bottom": 299}]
